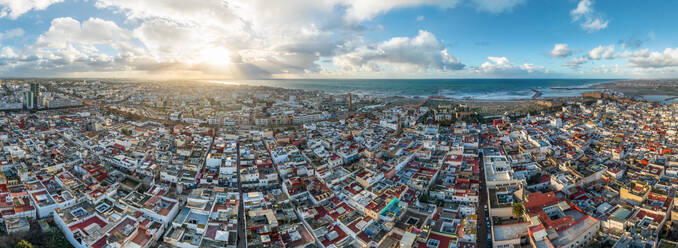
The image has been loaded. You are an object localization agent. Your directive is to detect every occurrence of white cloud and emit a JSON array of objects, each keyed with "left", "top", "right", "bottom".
[
  {"left": 470, "top": 0, "right": 525, "bottom": 14},
  {"left": 0, "top": 47, "right": 17, "bottom": 59},
  {"left": 36, "top": 17, "right": 132, "bottom": 48},
  {"left": 570, "top": 0, "right": 592, "bottom": 21},
  {"left": 587, "top": 45, "right": 615, "bottom": 60},
  {"left": 591, "top": 64, "right": 621, "bottom": 74},
  {"left": 619, "top": 49, "right": 649, "bottom": 58},
  {"left": 472, "top": 56, "right": 547, "bottom": 75},
  {"left": 0, "top": 28, "right": 24, "bottom": 40},
  {"left": 0, "top": 17, "right": 136, "bottom": 76},
  {"left": 0, "top": 0, "right": 63, "bottom": 19},
  {"left": 563, "top": 57, "right": 587, "bottom": 69},
  {"left": 332, "top": 30, "right": 464, "bottom": 72},
  {"left": 628, "top": 48, "right": 678, "bottom": 68},
  {"left": 2, "top": 0, "right": 482, "bottom": 78},
  {"left": 570, "top": 0, "right": 608, "bottom": 33},
  {"left": 342, "top": 0, "right": 460, "bottom": 22},
  {"left": 88, "top": 0, "right": 360, "bottom": 78},
  {"left": 629, "top": 67, "right": 678, "bottom": 77},
  {"left": 95, "top": 0, "right": 239, "bottom": 26},
  {"left": 549, "top": 43, "right": 572, "bottom": 58},
  {"left": 416, "top": 15, "right": 424, "bottom": 21},
  {"left": 580, "top": 18, "right": 608, "bottom": 33}
]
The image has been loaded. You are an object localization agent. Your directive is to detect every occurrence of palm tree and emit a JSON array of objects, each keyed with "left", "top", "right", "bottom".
[{"left": 512, "top": 203, "right": 525, "bottom": 219}]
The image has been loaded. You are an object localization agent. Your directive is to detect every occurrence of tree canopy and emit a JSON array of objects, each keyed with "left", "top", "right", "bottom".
[{"left": 512, "top": 203, "right": 526, "bottom": 218}]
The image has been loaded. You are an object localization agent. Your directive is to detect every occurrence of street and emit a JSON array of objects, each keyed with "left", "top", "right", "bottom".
[
  {"left": 476, "top": 150, "right": 490, "bottom": 248},
  {"left": 236, "top": 141, "right": 246, "bottom": 248}
]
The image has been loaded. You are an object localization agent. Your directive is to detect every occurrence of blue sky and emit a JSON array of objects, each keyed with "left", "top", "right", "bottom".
[{"left": 0, "top": 0, "right": 677, "bottom": 79}]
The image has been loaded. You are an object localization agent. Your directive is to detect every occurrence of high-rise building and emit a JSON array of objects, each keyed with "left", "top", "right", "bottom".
[
  {"left": 30, "top": 82, "right": 39, "bottom": 108},
  {"left": 23, "top": 91, "right": 34, "bottom": 109}
]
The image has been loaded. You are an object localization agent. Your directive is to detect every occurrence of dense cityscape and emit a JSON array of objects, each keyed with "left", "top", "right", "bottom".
[
  {"left": 0, "top": 79, "right": 674, "bottom": 248},
  {"left": 2, "top": 0, "right": 678, "bottom": 247}
]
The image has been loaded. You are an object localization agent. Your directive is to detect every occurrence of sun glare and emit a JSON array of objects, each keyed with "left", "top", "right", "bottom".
[{"left": 198, "top": 47, "right": 231, "bottom": 66}]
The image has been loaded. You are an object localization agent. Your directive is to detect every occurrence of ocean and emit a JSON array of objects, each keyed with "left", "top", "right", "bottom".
[{"left": 207, "top": 79, "right": 616, "bottom": 100}]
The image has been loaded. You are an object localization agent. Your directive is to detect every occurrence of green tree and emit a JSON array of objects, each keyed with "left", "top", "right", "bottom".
[
  {"left": 512, "top": 203, "right": 526, "bottom": 218},
  {"left": 47, "top": 228, "right": 62, "bottom": 248},
  {"left": 15, "top": 240, "right": 33, "bottom": 248},
  {"left": 45, "top": 226, "right": 73, "bottom": 248},
  {"left": 418, "top": 193, "right": 430, "bottom": 203}
]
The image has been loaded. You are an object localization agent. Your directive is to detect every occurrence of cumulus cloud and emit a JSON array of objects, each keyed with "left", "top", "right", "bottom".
[
  {"left": 627, "top": 48, "right": 678, "bottom": 68},
  {"left": 570, "top": 0, "right": 591, "bottom": 20},
  {"left": 333, "top": 30, "right": 464, "bottom": 72},
  {"left": 619, "top": 49, "right": 649, "bottom": 58},
  {"left": 570, "top": 0, "right": 608, "bottom": 33},
  {"left": 587, "top": 45, "right": 615, "bottom": 60},
  {"left": 0, "top": 47, "right": 17, "bottom": 59},
  {"left": 89, "top": 0, "right": 374, "bottom": 78},
  {"left": 2, "top": 0, "right": 482, "bottom": 78},
  {"left": 0, "top": 0, "right": 346, "bottom": 78},
  {"left": 36, "top": 17, "right": 132, "bottom": 48},
  {"left": 563, "top": 57, "right": 587, "bottom": 69},
  {"left": 0, "top": 17, "right": 137, "bottom": 76},
  {"left": 550, "top": 43, "right": 572, "bottom": 58},
  {"left": 470, "top": 0, "right": 525, "bottom": 14},
  {"left": 472, "top": 56, "right": 547, "bottom": 75},
  {"left": 0, "top": 0, "right": 63, "bottom": 19}
]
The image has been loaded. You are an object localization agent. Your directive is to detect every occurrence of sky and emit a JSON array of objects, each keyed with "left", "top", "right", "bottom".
[{"left": 0, "top": 0, "right": 677, "bottom": 79}]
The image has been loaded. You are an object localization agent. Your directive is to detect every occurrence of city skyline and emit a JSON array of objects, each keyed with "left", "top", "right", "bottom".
[{"left": 0, "top": 0, "right": 677, "bottom": 79}]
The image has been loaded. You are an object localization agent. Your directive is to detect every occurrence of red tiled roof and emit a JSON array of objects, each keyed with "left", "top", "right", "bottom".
[
  {"left": 69, "top": 215, "right": 107, "bottom": 235},
  {"left": 525, "top": 192, "right": 559, "bottom": 213}
]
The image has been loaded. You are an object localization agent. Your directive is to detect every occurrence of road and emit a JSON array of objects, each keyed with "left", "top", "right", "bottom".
[
  {"left": 476, "top": 150, "right": 490, "bottom": 248},
  {"left": 236, "top": 141, "right": 246, "bottom": 248}
]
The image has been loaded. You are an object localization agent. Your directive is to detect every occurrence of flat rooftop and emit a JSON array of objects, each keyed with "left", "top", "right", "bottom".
[{"left": 493, "top": 223, "right": 528, "bottom": 241}]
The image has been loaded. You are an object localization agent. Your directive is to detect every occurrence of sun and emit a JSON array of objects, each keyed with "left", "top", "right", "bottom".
[{"left": 198, "top": 47, "right": 231, "bottom": 66}]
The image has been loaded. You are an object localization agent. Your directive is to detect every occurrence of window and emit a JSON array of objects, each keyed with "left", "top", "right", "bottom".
[{"left": 426, "top": 239, "right": 439, "bottom": 248}]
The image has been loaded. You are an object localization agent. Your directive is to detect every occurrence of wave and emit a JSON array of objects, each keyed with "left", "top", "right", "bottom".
[{"left": 203, "top": 79, "right": 613, "bottom": 100}]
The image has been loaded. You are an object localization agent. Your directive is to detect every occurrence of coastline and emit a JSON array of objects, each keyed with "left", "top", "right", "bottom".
[
  {"left": 201, "top": 78, "right": 678, "bottom": 104},
  {"left": 588, "top": 79, "right": 678, "bottom": 97},
  {"left": 205, "top": 78, "right": 612, "bottom": 101}
]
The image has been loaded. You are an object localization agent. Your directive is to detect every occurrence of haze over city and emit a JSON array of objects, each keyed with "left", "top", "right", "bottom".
[{"left": 0, "top": 0, "right": 677, "bottom": 79}]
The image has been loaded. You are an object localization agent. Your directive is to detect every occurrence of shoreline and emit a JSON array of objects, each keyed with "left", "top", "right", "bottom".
[
  {"left": 203, "top": 78, "right": 678, "bottom": 102},
  {"left": 588, "top": 79, "right": 678, "bottom": 97},
  {"left": 205, "top": 79, "right": 611, "bottom": 100}
]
